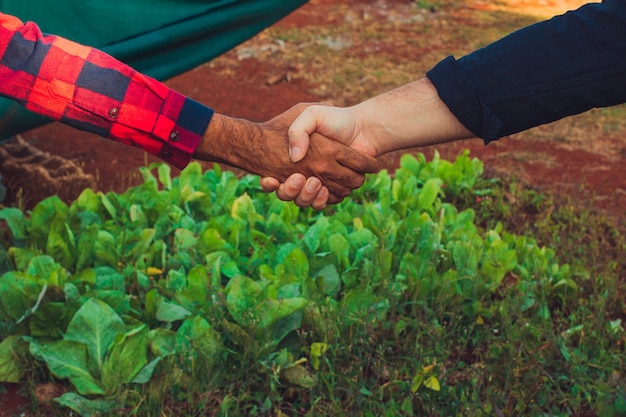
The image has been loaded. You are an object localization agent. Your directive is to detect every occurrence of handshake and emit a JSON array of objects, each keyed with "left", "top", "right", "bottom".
[
  {"left": 198, "top": 102, "right": 379, "bottom": 211},
  {"left": 195, "top": 77, "right": 473, "bottom": 210}
]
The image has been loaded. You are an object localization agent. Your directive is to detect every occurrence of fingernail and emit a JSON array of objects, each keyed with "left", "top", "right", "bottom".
[
  {"left": 290, "top": 146, "right": 303, "bottom": 162},
  {"left": 291, "top": 175, "right": 305, "bottom": 188},
  {"left": 306, "top": 177, "right": 321, "bottom": 192}
]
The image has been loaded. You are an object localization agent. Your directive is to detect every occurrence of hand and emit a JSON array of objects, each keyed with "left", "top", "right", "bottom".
[
  {"left": 260, "top": 173, "right": 331, "bottom": 210},
  {"left": 260, "top": 105, "right": 380, "bottom": 208},
  {"left": 261, "top": 78, "right": 475, "bottom": 208},
  {"left": 194, "top": 103, "right": 377, "bottom": 203},
  {"left": 287, "top": 105, "right": 379, "bottom": 162}
]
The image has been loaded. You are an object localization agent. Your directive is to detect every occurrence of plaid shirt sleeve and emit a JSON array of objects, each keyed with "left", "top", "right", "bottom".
[{"left": 0, "top": 13, "right": 214, "bottom": 169}]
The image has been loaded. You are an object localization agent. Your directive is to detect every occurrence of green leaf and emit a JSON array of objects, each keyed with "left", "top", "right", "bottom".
[
  {"left": 46, "top": 215, "right": 75, "bottom": 269},
  {"left": 55, "top": 392, "right": 120, "bottom": 417},
  {"left": 101, "top": 325, "right": 149, "bottom": 393},
  {"left": 399, "top": 153, "right": 424, "bottom": 175},
  {"left": 417, "top": 178, "right": 442, "bottom": 212},
  {"left": 329, "top": 233, "right": 350, "bottom": 269},
  {"left": 226, "top": 276, "right": 262, "bottom": 327},
  {"left": 29, "top": 196, "right": 68, "bottom": 249},
  {"left": 7, "top": 247, "right": 40, "bottom": 272},
  {"left": 156, "top": 301, "right": 192, "bottom": 323},
  {"left": 99, "top": 193, "right": 118, "bottom": 220},
  {"left": 175, "top": 316, "right": 222, "bottom": 370},
  {"left": 147, "top": 328, "right": 177, "bottom": 357},
  {"left": 26, "top": 255, "right": 62, "bottom": 282},
  {"left": 129, "top": 204, "right": 148, "bottom": 224},
  {"left": 166, "top": 268, "right": 187, "bottom": 293},
  {"left": 249, "top": 229, "right": 271, "bottom": 253},
  {"left": 348, "top": 228, "right": 378, "bottom": 250},
  {"left": 281, "top": 364, "right": 315, "bottom": 388},
  {"left": 94, "top": 266, "right": 125, "bottom": 291},
  {"left": 303, "top": 217, "right": 329, "bottom": 253},
  {"left": 93, "top": 230, "right": 118, "bottom": 266},
  {"left": 309, "top": 342, "right": 329, "bottom": 371},
  {"left": 270, "top": 310, "right": 304, "bottom": 345},
  {"left": 30, "top": 302, "right": 78, "bottom": 339},
  {"left": 480, "top": 239, "right": 517, "bottom": 287},
  {"left": 64, "top": 299, "right": 126, "bottom": 372},
  {"left": 127, "top": 228, "right": 156, "bottom": 260},
  {"left": 452, "top": 236, "right": 483, "bottom": 278},
  {"left": 177, "top": 265, "right": 209, "bottom": 308},
  {"left": 131, "top": 357, "right": 163, "bottom": 384},
  {"left": 198, "top": 228, "right": 230, "bottom": 254},
  {"left": 0, "top": 208, "right": 27, "bottom": 240},
  {"left": 424, "top": 375, "right": 441, "bottom": 391},
  {"left": 70, "top": 268, "right": 97, "bottom": 286},
  {"left": 411, "top": 373, "right": 424, "bottom": 393},
  {"left": 30, "top": 340, "right": 104, "bottom": 395},
  {"left": 314, "top": 264, "right": 341, "bottom": 298},
  {"left": 279, "top": 246, "right": 309, "bottom": 278},
  {"left": 0, "top": 336, "right": 24, "bottom": 383},
  {"left": 157, "top": 163, "right": 172, "bottom": 190},
  {"left": 255, "top": 298, "right": 308, "bottom": 331},
  {"left": 0, "top": 272, "right": 41, "bottom": 320},
  {"left": 95, "top": 290, "right": 130, "bottom": 317},
  {"left": 72, "top": 188, "right": 103, "bottom": 216},
  {"left": 174, "top": 228, "right": 198, "bottom": 252},
  {"left": 231, "top": 193, "right": 261, "bottom": 224}
]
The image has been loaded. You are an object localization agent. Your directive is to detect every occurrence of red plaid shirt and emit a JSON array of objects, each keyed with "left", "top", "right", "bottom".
[{"left": 0, "top": 13, "right": 214, "bottom": 169}]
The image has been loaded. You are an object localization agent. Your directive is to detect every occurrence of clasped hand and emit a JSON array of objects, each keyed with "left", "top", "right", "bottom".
[
  {"left": 195, "top": 103, "right": 377, "bottom": 209},
  {"left": 260, "top": 104, "right": 378, "bottom": 210}
]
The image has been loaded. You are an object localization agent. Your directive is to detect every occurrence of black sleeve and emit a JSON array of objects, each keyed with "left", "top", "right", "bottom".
[{"left": 427, "top": 0, "right": 626, "bottom": 142}]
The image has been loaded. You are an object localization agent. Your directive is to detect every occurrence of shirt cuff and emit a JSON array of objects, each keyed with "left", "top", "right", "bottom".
[
  {"left": 153, "top": 92, "right": 214, "bottom": 170},
  {"left": 426, "top": 55, "right": 503, "bottom": 143}
]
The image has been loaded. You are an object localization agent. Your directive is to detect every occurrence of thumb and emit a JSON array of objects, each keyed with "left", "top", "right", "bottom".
[{"left": 287, "top": 106, "right": 321, "bottom": 163}]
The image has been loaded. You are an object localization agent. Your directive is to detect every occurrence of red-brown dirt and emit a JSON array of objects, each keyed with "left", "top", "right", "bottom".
[{"left": 6, "top": 0, "right": 625, "bottom": 220}]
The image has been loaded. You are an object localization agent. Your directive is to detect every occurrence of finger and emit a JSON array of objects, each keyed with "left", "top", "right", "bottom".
[
  {"left": 285, "top": 104, "right": 336, "bottom": 164},
  {"left": 274, "top": 173, "right": 307, "bottom": 201},
  {"left": 335, "top": 146, "right": 379, "bottom": 174},
  {"left": 294, "top": 177, "right": 324, "bottom": 207},
  {"left": 318, "top": 173, "right": 358, "bottom": 199},
  {"left": 310, "top": 186, "right": 330, "bottom": 210},
  {"left": 304, "top": 154, "right": 368, "bottom": 192},
  {"left": 287, "top": 107, "right": 319, "bottom": 163},
  {"left": 260, "top": 177, "right": 280, "bottom": 193}
]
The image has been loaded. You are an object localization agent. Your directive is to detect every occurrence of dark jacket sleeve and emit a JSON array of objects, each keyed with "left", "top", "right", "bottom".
[{"left": 426, "top": 0, "right": 626, "bottom": 143}]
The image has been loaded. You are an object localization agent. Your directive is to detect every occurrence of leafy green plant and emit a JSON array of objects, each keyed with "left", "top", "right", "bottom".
[{"left": 0, "top": 153, "right": 623, "bottom": 417}]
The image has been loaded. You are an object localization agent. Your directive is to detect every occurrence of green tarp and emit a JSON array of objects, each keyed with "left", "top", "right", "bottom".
[{"left": 0, "top": 0, "right": 307, "bottom": 138}]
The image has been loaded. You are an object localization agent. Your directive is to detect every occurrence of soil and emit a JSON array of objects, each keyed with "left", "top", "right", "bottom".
[{"left": 3, "top": 0, "right": 625, "bottom": 220}]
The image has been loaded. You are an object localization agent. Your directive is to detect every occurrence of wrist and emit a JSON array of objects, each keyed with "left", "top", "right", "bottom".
[
  {"left": 358, "top": 77, "right": 473, "bottom": 155},
  {"left": 194, "top": 114, "right": 260, "bottom": 169}
]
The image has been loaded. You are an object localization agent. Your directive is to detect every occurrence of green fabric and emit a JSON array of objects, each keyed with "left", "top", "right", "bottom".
[{"left": 0, "top": 0, "right": 307, "bottom": 138}]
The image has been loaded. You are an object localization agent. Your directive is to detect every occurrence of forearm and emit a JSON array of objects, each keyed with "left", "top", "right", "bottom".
[
  {"left": 427, "top": 0, "right": 626, "bottom": 142},
  {"left": 352, "top": 77, "right": 474, "bottom": 155},
  {"left": 193, "top": 113, "right": 262, "bottom": 171}
]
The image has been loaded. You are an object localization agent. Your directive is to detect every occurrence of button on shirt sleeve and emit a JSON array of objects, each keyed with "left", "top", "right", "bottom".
[{"left": 0, "top": 12, "right": 214, "bottom": 169}]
